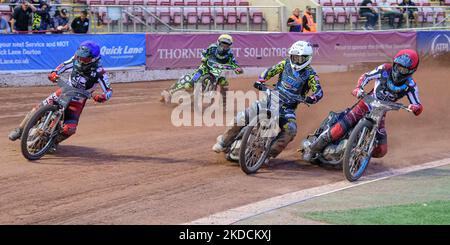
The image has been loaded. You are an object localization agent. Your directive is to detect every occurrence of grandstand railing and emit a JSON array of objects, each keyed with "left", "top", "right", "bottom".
[
  {"left": 314, "top": 4, "right": 449, "bottom": 32},
  {"left": 0, "top": 2, "right": 285, "bottom": 33}
]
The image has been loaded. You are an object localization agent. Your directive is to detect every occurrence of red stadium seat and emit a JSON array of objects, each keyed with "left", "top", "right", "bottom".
[
  {"left": 198, "top": 7, "right": 212, "bottom": 24},
  {"left": 212, "top": 0, "right": 224, "bottom": 6},
  {"left": 225, "top": 0, "right": 237, "bottom": 6},
  {"left": 117, "top": 0, "right": 131, "bottom": 5},
  {"left": 159, "top": 0, "right": 171, "bottom": 6},
  {"left": 251, "top": 10, "right": 263, "bottom": 24},
  {"left": 131, "top": 0, "right": 144, "bottom": 4},
  {"left": 171, "top": 7, "right": 183, "bottom": 24},
  {"left": 224, "top": 7, "right": 238, "bottom": 24},
  {"left": 173, "top": 0, "right": 185, "bottom": 6},
  {"left": 200, "top": 0, "right": 211, "bottom": 6},
  {"left": 103, "top": 0, "right": 116, "bottom": 5},
  {"left": 238, "top": 0, "right": 249, "bottom": 6},
  {"left": 186, "top": 0, "right": 199, "bottom": 5},
  {"left": 88, "top": 0, "right": 102, "bottom": 5},
  {"left": 185, "top": 7, "right": 199, "bottom": 24}
]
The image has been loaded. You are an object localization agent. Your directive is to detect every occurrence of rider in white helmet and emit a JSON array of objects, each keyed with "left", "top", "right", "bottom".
[{"left": 212, "top": 40, "right": 323, "bottom": 159}]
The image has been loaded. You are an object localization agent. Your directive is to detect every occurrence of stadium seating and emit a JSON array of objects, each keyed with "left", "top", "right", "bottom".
[
  {"left": 317, "top": 0, "right": 448, "bottom": 30},
  {"left": 80, "top": 0, "right": 265, "bottom": 30}
]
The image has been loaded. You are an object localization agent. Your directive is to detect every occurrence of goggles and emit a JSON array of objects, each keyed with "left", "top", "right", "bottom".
[{"left": 291, "top": 55, "right": 310, "bottom": 65}]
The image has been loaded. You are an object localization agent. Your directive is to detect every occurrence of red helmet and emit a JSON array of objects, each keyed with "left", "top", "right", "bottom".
[{"left": 391, "top": 49, "right": 419, "bottom": 84}]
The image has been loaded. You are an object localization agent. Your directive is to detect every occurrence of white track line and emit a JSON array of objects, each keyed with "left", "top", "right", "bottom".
[{"left": 186, "top": 157, "right": 450, "bottom": 225}]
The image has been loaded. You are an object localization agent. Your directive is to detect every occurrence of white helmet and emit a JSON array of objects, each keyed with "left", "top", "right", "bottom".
[{"left": 288, "top": 41, "right": 313, "bottom": 71}]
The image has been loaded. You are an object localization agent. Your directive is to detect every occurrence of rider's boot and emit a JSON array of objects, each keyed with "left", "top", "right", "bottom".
[
  {"left": 160, "top": 90, "right": 171, "bottom": 103},
  {"left": 8, "top": 109, "right": 35, "bottom": 141},
  {"left": 212, "top": 135, "right": 226, "bottom": 153},
  {"left": 48, "top": 134, "right": 68, "bottom": 154},
  {"left": 303, "top": 130, "right": 332, "bottom": 161}
]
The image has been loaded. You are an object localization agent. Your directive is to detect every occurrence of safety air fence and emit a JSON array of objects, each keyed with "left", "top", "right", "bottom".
[{"left": 0, "top": 31, "right": 448, "bottom": 73}]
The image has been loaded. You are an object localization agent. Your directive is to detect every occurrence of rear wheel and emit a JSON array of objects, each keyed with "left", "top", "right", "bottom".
[
  {"left": 342, "top": 119, "right": 374, "bottom": 182},
  {"left": 20, "top": 105, "right": 60, "bottom": 161}
]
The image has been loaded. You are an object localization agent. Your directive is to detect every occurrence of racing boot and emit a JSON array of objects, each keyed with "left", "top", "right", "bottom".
[
  {"left": 303, "top": 130, "right": 332, "bottom": 162},
  {"left": 8, "top": 109, "right": 35, "bottom": 141},
  {"left": 47, "top": 134, "right": 68, "bottom": 154},
  {"left": 8, "top": 127, "right": 23, "bottom": 141},
  {"left": 160, "top": 90, "right": 171, "bottom": 103},
  {"left": 212, "top": 135, "right": 226, "bottom": 153}
]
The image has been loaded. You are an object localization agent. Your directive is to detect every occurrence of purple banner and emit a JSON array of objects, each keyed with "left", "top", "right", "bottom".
[{"left": 146, "top": 32, "right": 417, "bottom": 70}]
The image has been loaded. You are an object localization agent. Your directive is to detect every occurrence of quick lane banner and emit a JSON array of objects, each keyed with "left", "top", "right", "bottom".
[
  {"left": 145, "top": 32, "right": 417, "bottom": 70},
  {"left": 0, "top": 34, "right": 146, "bottom": 71}
]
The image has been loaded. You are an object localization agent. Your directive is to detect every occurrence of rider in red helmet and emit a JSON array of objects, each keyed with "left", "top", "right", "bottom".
[{"left": 303, "top": 49, "right": 423, "bottom": 161}]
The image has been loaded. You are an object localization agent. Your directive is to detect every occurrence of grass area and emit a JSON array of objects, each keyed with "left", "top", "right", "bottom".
[{"left": 302, "top": 200, "right": 450, "bottom": 225}]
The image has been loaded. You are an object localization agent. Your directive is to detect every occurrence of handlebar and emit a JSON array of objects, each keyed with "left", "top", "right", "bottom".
[
  {"left": 360, "top": 92, "right": 411, "bottom": 113},
  {"left": 207, "top": 60, "right": 235, "bottom": 70},
  {"left": 56, "top": 79, "right": 92, "bottom": 99},
  {"left": 257, "top": 82, "right": 310, "bottom": 107}
]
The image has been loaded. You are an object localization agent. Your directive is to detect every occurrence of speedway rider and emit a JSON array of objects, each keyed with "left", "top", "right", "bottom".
[
  {"left": 303, "top": 49, "right": 423, "bottom": 161},
  {"left": 160, "top": 34, "right": 243, "bottom": 107},
  {"left": 212, "top": 40, "right": 323, "bottom": 159},
  {"left": 8, "top": 41, "right": 113, "bottom": 153}
]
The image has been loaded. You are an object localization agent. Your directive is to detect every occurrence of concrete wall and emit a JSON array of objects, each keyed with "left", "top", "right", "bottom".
[{"left": 0, "top": 65, "right": 348, "bottom": 87}]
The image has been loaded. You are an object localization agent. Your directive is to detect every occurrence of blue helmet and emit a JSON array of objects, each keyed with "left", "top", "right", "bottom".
[{"left": 74, "top": 41, "right": 101, "bottom": 72}]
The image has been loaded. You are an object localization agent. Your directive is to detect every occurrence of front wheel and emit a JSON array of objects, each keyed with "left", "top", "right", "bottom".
[
  {"left": 20, "top": 105, "right": 60, "bottom": 161},
  {"left": 342, "top": 119, "right": 374, "bottom": 182},
  {"left": 193, "top": 74, "right": 218, "bottom": 108},
  {"left": 239, "top": 118, "right": 273, "bottom": 174}
]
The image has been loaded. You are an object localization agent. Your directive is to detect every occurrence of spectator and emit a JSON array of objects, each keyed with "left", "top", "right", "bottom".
[
  {"left": 399, "top": 0, "right": 418, "bottom": 27},
  {"left": 302, "top": 5, "right": 317, "bottom": 32},
  {"left": 71, "top": 10, "right": 89, "bottom": 33},
  {"left": 359, "top": 0, "right": 379, "bottom": 30},
  {"left": 287, "top": 8, "right": 302, "bottom": 32},
  {"left": 51, "top": 8, "right": 69, "bottom": 33},
  {"left": 10, "top": 0, "right": 36, "bottom": 33},
  {"left": 47, "top": 0, "right": 62, "bottom": 19},
  {"left": 1, "top": 14, "right": 11, "bottom": 33},
  {"left": 379, "top": 0, "right": 404, "bottom": 29},
  {"left": 31, "top": 1, "right": 51, "bottom": 33}
]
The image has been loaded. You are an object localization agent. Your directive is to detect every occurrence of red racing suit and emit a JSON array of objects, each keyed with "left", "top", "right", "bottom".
[
  {"left": 42, "top": 56, "right": 112, "bottom": 139},
  {"left": 329, "top": 63, "right": 423, "bottom": 158}
]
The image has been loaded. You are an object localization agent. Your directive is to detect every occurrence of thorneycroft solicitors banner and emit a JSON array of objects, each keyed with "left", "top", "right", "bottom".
[
  {"left": 0, "top": 34, "right": 146, "bottom": 71},
  {"left": 145, "top": 32, "right": 416, "bottom": 70}
]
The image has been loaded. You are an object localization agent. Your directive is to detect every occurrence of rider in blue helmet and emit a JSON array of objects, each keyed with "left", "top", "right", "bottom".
[{"left": 8, "top": 41, "right": 113, "bottom": 153}]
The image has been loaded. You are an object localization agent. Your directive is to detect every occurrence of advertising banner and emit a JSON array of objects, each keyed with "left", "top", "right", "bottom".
[
  {"left": 0, "top": 34, "right": 146, "bottom": 71},
  {"left": 416, "top": 31, "right": 450, "bottom": 59},
  {"left": 145, "top": 32, "right": 417, "bottom": 70}
]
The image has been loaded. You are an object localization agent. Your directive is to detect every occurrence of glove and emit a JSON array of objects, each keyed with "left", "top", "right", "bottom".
[
  {"left": 408, "top": 104, "right": 423, "bottom": 116},
  {"left": 305, "top": 96, "right": 317, "bottom": 104},
  {"left": 351, "top": 87, "right": 364, "bottom": 98},
  {"left": 234, "top": 67, "right": 243, "bottom": 74},
  {"left": 253, "top": 81, "right": 266, "bottom": 91},
  {"left": 48, "top": 71, "right": 59, "bottom": 83},
  {"left": 93, "top": 94, "right": 107, "bottom": 103}
]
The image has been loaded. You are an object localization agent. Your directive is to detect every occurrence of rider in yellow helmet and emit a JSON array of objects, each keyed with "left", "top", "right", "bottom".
[{"left": 161, "top": 34, "right": 243, "bottom": 107}]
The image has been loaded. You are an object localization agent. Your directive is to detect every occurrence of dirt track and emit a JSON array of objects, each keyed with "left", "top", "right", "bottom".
[{"left": 1, "top": 63, "right": 449, "bottom": 224}]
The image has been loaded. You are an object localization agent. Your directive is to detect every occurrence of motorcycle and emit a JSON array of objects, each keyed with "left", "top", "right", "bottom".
[
  {"left": 20, "top": 79, "right": 91, "bottom": 161},
  {"left": 301, "top": 92, "right": 412, "bottom": 182},
  {"left": 161, "top": 60, "right": 237, "bottom": 107},
  {"left": 223, "top": 84, "right": 309, "bottom": 175}
]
